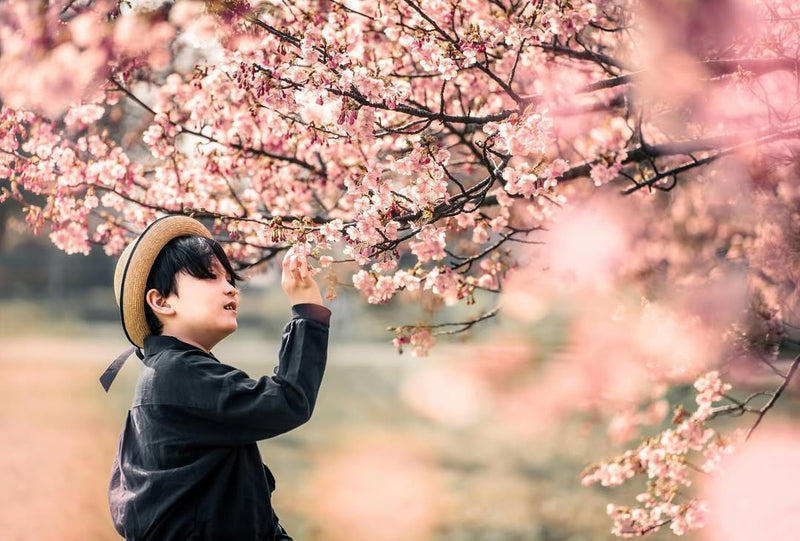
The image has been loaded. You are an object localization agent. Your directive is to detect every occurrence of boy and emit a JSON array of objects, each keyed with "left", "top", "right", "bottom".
[{"left": 101, "top": 215, "right": 329, "bottom": 540}]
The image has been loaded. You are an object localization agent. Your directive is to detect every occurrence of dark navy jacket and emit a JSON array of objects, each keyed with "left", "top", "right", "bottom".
[{"left": 109, "top": 304, "right": 330, "bottom": 540}]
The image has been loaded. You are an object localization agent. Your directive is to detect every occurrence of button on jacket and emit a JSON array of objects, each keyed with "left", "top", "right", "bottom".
[{"left": 109, "top": 304, "right": 330, "bottom": 540}]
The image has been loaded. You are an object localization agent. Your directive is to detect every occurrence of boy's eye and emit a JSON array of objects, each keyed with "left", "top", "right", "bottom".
[{"left": 208, "top": 272, "right": 234, "bottom": 286}]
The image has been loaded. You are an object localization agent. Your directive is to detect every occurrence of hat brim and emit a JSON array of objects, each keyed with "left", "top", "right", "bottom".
[{"left": 114, "top": 216, "right": 213, "bottom": 348}]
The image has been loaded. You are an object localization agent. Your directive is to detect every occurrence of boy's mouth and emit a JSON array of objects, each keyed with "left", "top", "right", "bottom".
[{"left": 224, "top": 302, "right": 237, "bottom": 312}]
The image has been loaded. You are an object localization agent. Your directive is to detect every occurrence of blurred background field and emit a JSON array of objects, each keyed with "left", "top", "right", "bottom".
[
  {"left": 2, "top": 325, "right": 682, "bottom": 541},
  {"left": 0, "top": 220, "right": 714, "bottom": 541}
]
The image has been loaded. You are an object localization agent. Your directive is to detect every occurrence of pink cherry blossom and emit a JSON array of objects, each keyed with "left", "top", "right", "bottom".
[
  {"left": 704, "top": 424, "right": 800, "bottom": 541},
  {"left": 583, "top": 371, "right": 740, "bottom": 537},
  {"left": 409, "top": 226, "right": 447, "bottom": 263}
]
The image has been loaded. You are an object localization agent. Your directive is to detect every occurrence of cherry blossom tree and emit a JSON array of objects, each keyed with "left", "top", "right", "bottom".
[{"left": 3, "top": 0, "right": 800, "bottom": 538}]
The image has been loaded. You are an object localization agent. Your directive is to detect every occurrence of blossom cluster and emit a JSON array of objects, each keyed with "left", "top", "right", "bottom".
[
  {"left": 582, "top": 371, "right": 739, "bottom": 537},
  {"left": 0, "top": 0, "right": 626, "bottom": 313},
  {"left": 391, "top": 326, "right": 437, "bottom": 357}
]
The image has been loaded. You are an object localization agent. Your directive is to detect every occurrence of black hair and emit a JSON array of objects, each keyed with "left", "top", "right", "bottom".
[{"left": 144, "top": 235, "right": 244, "bottom": 336}]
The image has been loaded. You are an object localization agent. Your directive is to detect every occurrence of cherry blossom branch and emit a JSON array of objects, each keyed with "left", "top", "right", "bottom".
[
  {"left": 109, "top": 78, "right": 325, "bottom": 175},
  {"left": 507, "top": 39, "right": 528, "bottom": 87},
  {"left": 621, "top": 122, "right": 800, "bottom": 193},
  {"left": 709, "top": 392, "right": 773, "bottom": 417},
  {"left": 41, "top": 175, "right": 332, "bottom": 232},
  {"left": 236, "top": 4, "right": 301, "bottom": 48},
  {"left": 535, "top": 42, "right": 630, "bottom": 72},
  {"left": 621, "top": 152, "right": 729, "bottom": 194},
  {"left": 332, "top": 84, "right": 518, "bottom": 125},
  {"left": 387, "top": 171, "right": 503, "bottom": 234},
  {"left": 744, "top": 354, "right": 800, "bottom": 440},
  {"left": 757, "top": 352, "right": 788, "bottom": 378},
  {"left": 221, "top": 243, "right": 283, "bottom": 269},
  {"left": 448, "top": 227, "right": 541, "bottom": 272},
  {"left": 549, "top": 121, "right": 800, "bottom": 189},
  {"left": 326, "top": 0, "right": 377, "bottom": 21},
  {"left": 401, "top": 0, "right": 527, "bottom": 104},
  {"left": 250, "top": 64, "right": 519, "bottom": 126},
  {"left": 440, "top": 121, "right": 489, "bottom": 172},
  {"left": 389, "top": 306, "right": 500, "bottom": 337},
  {"left": 579, "top": 58, "right": 800, "bottom": 94},
  {"left": 621, "top": 517, "right": 676, "bottom": 537},
  {"left": 59, "top": 0, "right": 83, "bottom": 15}
]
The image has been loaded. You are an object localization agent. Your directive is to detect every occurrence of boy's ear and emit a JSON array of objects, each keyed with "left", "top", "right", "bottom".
[{"left": 145, "top": 289, "right": 175, "bottom": 316}]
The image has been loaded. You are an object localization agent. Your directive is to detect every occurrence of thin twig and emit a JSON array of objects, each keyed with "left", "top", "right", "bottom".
[{"left": 745, "top": 354, "right": 800, "bottom": 440}]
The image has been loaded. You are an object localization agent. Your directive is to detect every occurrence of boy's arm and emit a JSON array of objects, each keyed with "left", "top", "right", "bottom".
[
  {"left": 270, "top": 302, "right": 330, "bottom": 423},
  {"left": 268, "top": 250, "right": 329, "bottom": 431},
  {"left": 167, "top": 305, "right": 329, "bottom": 446},
  {"left": 218, "top": 305, "right": 329, "bottom": 441}
]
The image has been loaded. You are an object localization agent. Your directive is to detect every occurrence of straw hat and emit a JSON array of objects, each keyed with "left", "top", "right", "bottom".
[{"left": 114, "top": 215, "right": 212, "bottom": 348}]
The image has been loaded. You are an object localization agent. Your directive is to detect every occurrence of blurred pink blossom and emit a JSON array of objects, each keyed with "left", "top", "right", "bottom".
[
  {"left": 0, "top": 43, "right": 108, "bottom": 118},
  {"left": 400, "top": 362, "right": 492, "bottom": 427},
  {"left": 538, "top": 197, "right": 630, "bottom": 290},
  {"left": 302, "top": 434, "right": 444, "bottom": 541},
  {"left": 703, "top": 423, "right": 800, "bottom": 541}
]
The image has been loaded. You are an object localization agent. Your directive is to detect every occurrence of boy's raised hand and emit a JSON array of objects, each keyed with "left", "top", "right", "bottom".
[{"left": 281, "top": 249, "right": 323, "bottom": 306}]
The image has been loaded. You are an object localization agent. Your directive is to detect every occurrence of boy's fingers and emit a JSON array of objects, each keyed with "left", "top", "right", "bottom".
[
  {"left": 281, "top": 254, "right": 297, "bottom": 288},
  {"left": 282, "top": 250, "right": 316, "bottom": 290},
  {"left": 297, "top": 259, "right": 308, "bottom": 280},
  {"left": 287, "top": 255, "right": 307, "bottom": 283}
]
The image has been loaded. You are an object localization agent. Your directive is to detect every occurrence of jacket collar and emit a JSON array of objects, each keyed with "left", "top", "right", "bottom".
[
  {"left": 143, "top": 335, "right": 217, "bottom": 362},
  {"left": 100, "top": 335, "right": 217, "bottom": 392}
]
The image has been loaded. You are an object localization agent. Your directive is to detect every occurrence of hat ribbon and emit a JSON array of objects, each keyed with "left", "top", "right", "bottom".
[{"left": 100, "top": 346, "right": 143, "bottom": 392}]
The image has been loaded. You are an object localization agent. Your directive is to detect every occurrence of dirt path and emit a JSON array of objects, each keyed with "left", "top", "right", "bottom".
[{"left": 0, "top": 338, "right": 123, "bottom": 540}]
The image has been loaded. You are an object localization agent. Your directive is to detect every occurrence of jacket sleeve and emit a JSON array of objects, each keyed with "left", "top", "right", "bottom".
[{"left": 166, "top": 304, "right": 330, "bottom": 446}]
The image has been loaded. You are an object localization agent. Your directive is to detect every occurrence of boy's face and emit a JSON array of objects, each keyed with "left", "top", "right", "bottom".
[{"left": 156, "top": 257, "right": 239, "bottom": 351}]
